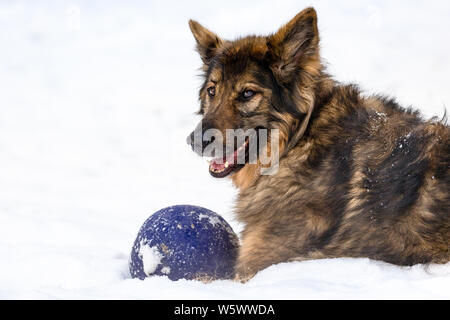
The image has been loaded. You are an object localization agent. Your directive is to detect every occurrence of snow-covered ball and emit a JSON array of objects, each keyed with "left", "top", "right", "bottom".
[{"left": 129, "top": 205, "right": 239, "bottom": 281}]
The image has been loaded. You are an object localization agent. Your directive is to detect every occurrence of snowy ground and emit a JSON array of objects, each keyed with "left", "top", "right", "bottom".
[{"left": 0, "top": 0, "right": 449, "bottom": 299}]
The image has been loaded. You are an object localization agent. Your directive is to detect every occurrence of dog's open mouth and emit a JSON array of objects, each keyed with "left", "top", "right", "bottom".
[{"left": 208, "top": 139, "right": 249, "bottom": 178}]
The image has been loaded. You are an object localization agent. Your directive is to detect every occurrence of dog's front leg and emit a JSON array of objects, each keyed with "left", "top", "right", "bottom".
[{"left": 233, "top": 226, "right": 294, "bottom": 283}]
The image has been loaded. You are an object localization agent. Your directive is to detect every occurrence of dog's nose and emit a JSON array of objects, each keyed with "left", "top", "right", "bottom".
[
  {"left": 187, "top": 128, "right": 215, "bottom": 156},
  {"left": 186, "top": 131, "right": 195, "bottom": 149},
  {"left": 187, "top": 130, "right": 208, "bottom": 153}
]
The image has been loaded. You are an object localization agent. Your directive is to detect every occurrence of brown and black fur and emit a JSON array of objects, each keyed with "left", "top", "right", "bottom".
[{"left": 187, "top": 8, "right": 450, "bottom": 281}]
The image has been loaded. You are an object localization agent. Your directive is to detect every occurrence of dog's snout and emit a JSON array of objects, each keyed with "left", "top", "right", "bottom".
[
  {"left": 186, "top": 131, "right": 205, "bottom": 151},
  {"left": 186, "top": 131, "right": 194, "bottom": 149},
  {"left": 186, "top": 120, "right": 217, "bottom": 156},
  {"left": 186, "top": 125, "right": 205, "bottom": 155}
]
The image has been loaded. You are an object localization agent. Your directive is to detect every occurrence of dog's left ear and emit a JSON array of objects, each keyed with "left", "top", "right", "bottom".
[
  {"left": 189, "top": 20, "right": 224, "bottom": 65},
  {"left": 267, "top": 7, "right": 319, "bottom": 83}
]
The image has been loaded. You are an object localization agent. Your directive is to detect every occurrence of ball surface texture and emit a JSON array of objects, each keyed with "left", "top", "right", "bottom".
[{"left": 130, "top": 205, "right": 239, "bottom": 281}]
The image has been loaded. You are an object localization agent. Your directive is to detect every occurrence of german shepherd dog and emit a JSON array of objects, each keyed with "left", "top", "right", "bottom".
[{"left": 186, "top": 7, "right": 449, "bottom": 281}]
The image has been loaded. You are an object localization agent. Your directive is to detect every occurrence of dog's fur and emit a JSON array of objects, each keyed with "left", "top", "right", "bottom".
[{"left": 187, "top": 7, "right": 450, "bottom": 281}]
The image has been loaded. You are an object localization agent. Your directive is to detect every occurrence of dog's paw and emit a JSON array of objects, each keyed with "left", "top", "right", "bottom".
[
  {"left": 233, "top": 273, "right": 254, "bottom": 283},
  {"left": 233, "top": 266, "right": 256, "bottom": 283}
]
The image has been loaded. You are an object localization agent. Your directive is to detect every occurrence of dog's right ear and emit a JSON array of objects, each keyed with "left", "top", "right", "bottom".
[
  {"left": 189, "top": 20, "right": 223, "bottom": 65},
  {"left": 267, "top": 8, "right": 320, "bottom": 84}
]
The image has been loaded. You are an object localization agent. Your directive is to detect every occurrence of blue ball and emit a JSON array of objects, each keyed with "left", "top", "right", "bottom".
[{"left": 129, "top": 205, "right": 239, "bottom": 281}]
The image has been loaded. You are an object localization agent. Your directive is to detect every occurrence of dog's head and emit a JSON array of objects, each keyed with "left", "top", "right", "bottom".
[{"left": 187, "top": 7, "right": 322, "bottom": 179}]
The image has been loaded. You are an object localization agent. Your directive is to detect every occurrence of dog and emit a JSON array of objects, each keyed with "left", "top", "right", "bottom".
[{"left": 186, "top": 7, "right": 449, "bottom": 282}]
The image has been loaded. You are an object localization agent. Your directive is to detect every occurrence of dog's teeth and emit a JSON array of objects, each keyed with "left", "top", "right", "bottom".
[
  {"left": 225, "top": 162, "right": 229, "bottom": 168},
  {"left": 206, "top": 160, "right": 211, "bottom": 164}
]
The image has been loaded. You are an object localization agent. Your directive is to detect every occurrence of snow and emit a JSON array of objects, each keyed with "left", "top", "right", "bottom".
[
  {"left": 139, "top": 242, "right": 163, "bottom": 276},
  {"left": 0, "top": 0, "right": 449, "bottom": 299},
  {"left": 161, "top": 266, "right": 171, "bottom": 275},
  {"left": 198, "top": 214, "right": 222, "bottom": 227}
]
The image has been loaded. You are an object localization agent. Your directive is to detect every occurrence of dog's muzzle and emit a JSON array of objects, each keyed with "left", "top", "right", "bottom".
[{"left": 186, "top": 121, "right": 213, "bottom": 156}]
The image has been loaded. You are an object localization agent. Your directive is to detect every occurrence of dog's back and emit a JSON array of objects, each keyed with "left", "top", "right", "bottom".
[{"left": 236, "top": 84, "right": 449, "bottom": 276}]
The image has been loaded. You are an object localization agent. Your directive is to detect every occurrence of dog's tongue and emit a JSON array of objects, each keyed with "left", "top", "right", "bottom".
[
  {"left": 209, "top": 149, "right": 238, "bottom": 173},
  {"left": 208, "top": 140, "right": 249, "bottom": 178}
]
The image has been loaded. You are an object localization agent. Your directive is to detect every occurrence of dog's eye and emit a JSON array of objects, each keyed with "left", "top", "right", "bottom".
[
  {"left": 242, "top": 90, "right": 255, "bottom": 99},
  {"left": 207, "top": 86, "right": 216, "bottom": 97}
]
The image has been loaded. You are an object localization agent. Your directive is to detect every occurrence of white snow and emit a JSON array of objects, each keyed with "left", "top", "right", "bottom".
[
  {"left": 198, "top": 214, "right": 222, "bottom": 227},
  {"left": 0, "top": 0, "right": 449, "bottom": 299},
  {"left": 161, "top": 266, "right": 171, "bottom": 275},
  {"left": 139, "top": 242, "right": 163, "bottom": 276}
]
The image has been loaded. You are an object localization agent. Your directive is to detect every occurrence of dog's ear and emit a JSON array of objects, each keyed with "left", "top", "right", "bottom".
[
  {"left": 189, "top": 20, "right": 224, "bottom": 65},
  {"left": 267, "top": 7, "right": 319, "bottom": 83}
]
